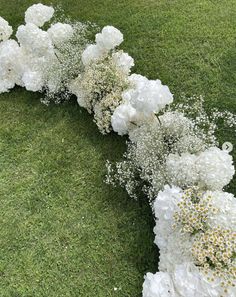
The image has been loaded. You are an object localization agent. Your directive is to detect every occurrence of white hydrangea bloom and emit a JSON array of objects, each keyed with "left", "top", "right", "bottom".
[
  {"left": 0, "top": 40, "right": 25, "bottom": 92},
  {"left": 95, "top": 26, "right": 123, "bottom": 51},
  {"left": 205, "top": 190, "right": 236, "bottom": 230},
  {"left": 111, "top": 103, "right": 137, "bottom": 135},
  {"left": 153, "top": 185, "right": 182, "bottom": 223},
  {"left": 22, "top": 70, "right": 44, "bottom": 92},
  {"left": 129, "top": 73, "right": 149, "bottom": 90},
  {"left": 81, "top": 44, "right": 105, "bottom": 66},
  {"left": 47, "top": 23, "right": 74, "bottom": 46},
  {"left": 153, "top": 186, "right": 181, "bottom": 250},
  {"left": 166, "top": 147, "right": 234, "bottom": 190},
  {"left": 172, "top": 262, "right": 226, "bottom": 297},
  {"left": 0, "top": 16, "right": 13, "bottom": 41},
  {"left": 166, "top": 153, "right": 199, "bottom": 188},
  {"left": 16, "top": 23, "right": 54, "bottom": 57},
  {"left": 144, "top": 263, "right": 235, "bottom": 297},
  {"left": 125, "top": 74, "right": 173, "bottom": 114},
  {"left": 0, "top": 79, "right": 15, "bottom": 93},
  {"left": 112, "top": 51, "right": 134, "bottom": 74},
  {"left": 197, "top": 147, "right": 235, "bottom": 190},
  {"left": 153, "top": 186, "right": 193, "bottom": 271},
  {"left": 157, "top": 232, "right": 193, "bottom": 272},
  {"left": 21, "top": 52, "right": 57, "bottom": 90},
  {"left": 25, "top": 3, "right": 54, "bottom": 27},
  {"left": 142, "top": 272, "right": 177, "bottom": 297}
]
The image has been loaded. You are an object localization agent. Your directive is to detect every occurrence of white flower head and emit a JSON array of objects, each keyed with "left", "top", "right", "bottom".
[
  {"left": 153, "top": 185, "right": 182, "bottom": 222},
  {"left": 48, "top": 22, "right": 74, "bottom": 46},
  {"left": 197, "top": 147, "right": 235, "bottom": 190},
  {"left": 153, "top": 186, "right": 188, "bottom": 258},
  {"left": 111, "top": 103, "right": 137, "bottom": 135},
  {"left": 0, "top": 16, "right": 13, "bottom": 41},
  {"left": 125, "top": 74, "right": 173, "bottom": 114},
  {"left": 81, "top": 44, "right": 105, "bottom": 66},
  {"left": 25, "top": 3, "right": 54, "bottom": 27},
  {"left": 129, "top": 73, "right": 149, "bottom": 89},
  {"left": 95, "top": 25, "right": 123, "bottom": 51},
  {"left": 68, "top": 78, "right": 88, "bottom": 108},
  {"left": 157, "top": 232, "right": 193, "bottom": 272},
  {"left": 142, "top": 272, "right": 176, "bottom": 297},
  {"left": 172, "top": 262, "right": 224, "bottom": 297},
  {"left": 159, "top": 111, "right": 194, "bottom": 138},
  {"left": 112, "top": 51, "right": 134, "bottom": 74},
  {"left": 0, "top": 40, "right": 25, "bottom": 92},
  {"left": 16, "top": 23, "right": 53, "bottom": 57},
  {"left": 166, "top": 153, "right": 199, "bottom": 188},
  {"left": 22, "top": 70, "right": 44, "bottom": 92},
  {"left": 0, "top": 79, "right": 15, "bottom": 93}
]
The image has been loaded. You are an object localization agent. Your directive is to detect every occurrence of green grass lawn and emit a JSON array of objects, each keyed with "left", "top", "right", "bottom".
[{"left": 0, "top": 0, "right": 235, "bottom": 296}]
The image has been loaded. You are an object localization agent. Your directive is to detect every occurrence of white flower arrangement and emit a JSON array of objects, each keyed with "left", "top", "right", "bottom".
[
  {"left": 16, "top": 23, "right": 54, "bottom": 57},
  {"left": 111, "top": 103, "right": 137, "bottom": 135},
  {"left": 0, "top": 4, "right": 235, "bottom": 296},
  {"left": 150, "top": 186, "right": 236, "bottom": 296},
  {"left": 47, "top": 23, "right": 74, "bottom": 46}
]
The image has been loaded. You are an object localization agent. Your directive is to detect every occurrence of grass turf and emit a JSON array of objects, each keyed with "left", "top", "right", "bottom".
[{"left": 0, "top": 0, "right": 235, "bottom": 296}]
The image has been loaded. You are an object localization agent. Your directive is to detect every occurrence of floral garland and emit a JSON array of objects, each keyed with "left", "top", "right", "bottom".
[{"left": 0, "top": 3, "right": 235, "bottom": 296}]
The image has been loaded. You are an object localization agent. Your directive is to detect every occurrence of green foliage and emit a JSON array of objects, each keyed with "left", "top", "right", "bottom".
[{"left": 0, "top": 0, "right": 235, "bottom": 296}]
